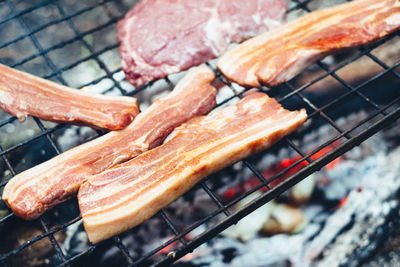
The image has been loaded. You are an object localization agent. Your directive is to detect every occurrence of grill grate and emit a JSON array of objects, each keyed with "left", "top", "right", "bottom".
[{"left": 0, "top": 0, "right": 399, "bottom": 266}]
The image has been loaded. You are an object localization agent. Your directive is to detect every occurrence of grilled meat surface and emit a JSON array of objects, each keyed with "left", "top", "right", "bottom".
[
  {"left": 3, "top": 66, "right": 217, "bottom": 220},
  {"left": 78, "top": 92, "right": 307, "bottom": 243},
  {"left": 0, "top": 64, "right": 139, "bottom": 130},
  {"left": 217, "top": 0, "right": 400, "bottom": 87}
]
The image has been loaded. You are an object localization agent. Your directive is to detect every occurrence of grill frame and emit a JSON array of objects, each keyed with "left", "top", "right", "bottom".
[{"left": 0, "top": 0, "right": 399, "bottom": 266}]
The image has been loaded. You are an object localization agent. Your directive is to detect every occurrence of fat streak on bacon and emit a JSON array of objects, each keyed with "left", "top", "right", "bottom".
[
  {"left": 78, "top": 92, "right": 307, "bottom": 244},
  {"left": 217, "top": 0, "right": 400, "bottom": 87},
  {"left": 0, "top": 64, "right": 139, "bottom": 130},
  {"left": 2, "top": 65, "right": 217, "bottom": 220},
  {"left": 118, "top": 0, "right": 287, "bottom": 87}
]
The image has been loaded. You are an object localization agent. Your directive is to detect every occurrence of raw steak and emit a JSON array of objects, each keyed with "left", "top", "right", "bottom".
[{"left": 118, "top": 0, "right": 287, "bottom": 87}]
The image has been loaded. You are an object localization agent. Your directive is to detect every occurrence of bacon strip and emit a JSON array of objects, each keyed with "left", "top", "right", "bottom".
[
  {"left": 217, "top": 0, "right": 400, "bottom": 87},
  {"left": 0, "top": 64, "right": 139, "bottom": 130},
  {"left": 78, "top": 92, "right": 307, "bottom": 244},
  {"left": 2, "top": 65, "right": 217, "bottom": 220}
]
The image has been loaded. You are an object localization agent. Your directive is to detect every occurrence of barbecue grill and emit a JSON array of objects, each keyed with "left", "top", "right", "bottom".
[{"left": 0, "top": 0, "right": 399, "bottom": 266}]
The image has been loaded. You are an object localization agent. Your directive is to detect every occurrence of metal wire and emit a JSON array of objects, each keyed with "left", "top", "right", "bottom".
[{"left": 0, "top": 0, "right": 399, "bottom": 266}]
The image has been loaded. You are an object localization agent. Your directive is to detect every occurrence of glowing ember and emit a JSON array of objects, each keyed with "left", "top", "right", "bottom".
[
  {"left": 157, "top": 239, "right": 178, "bottom": 255},
  {"left": 338, "top": 196, "right": 348, "bottom": 208},
  {"left": 223, "top": 141, "right": 341, "bottom": 201}
]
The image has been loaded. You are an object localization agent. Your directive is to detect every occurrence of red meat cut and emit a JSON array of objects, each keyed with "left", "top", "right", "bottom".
[{"left": 118, "top": 0, "right": 287, "bottom": 87}]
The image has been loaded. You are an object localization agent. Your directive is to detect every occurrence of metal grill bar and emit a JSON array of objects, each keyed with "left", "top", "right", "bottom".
[
  {"left": 39, "top": 218, "right": 68, "bottom": 264},
  {"left": 289, "top": 0, "right": 313, "bottom": 12},
  {"left": 0, "top": 213, "right": 13, "bottom": 224},
  {"left": 32, "top": 117, "right": 62, "bottom": 154},
  {"left": 9, "top": 19, "right": 119, "bottom": 69},
  {"left": 0, "top": 0, "right": 115, "bottom": 50},
  {"left": 277, "top": 32, "right": 399, "bottom": 103},
  {"left": 314, "top": 61, "right": 386, "bottom": 114},
  {"left": 307, "top": 60, "right": 400, "bottom": 118},
  {"left": 159, "top": 210, "right": 187, "bottom": 246},
  {"left": 155, "top": 105, "right": 400, "bottom": 266},
  {"left": 57, "top": 246, "right": 96, "bottom": 267},
  {"left": 0, "top": 0, "right": 399, "bottom": 266},
  {"left": 283, "top": 82, "right": 350, "bottom": 138},
  {"left": 0, "top": 180, "right": 10, "bottom": 189},
  {"left": 5, "top": 0, "right": 66, "bottom": 85},
  {"left": 42, "top": 43, "right": 120, "bottom": 80},
  {"left": 113, "top": 236, "right": 135, "bottom": 265},
  {"left": 285, "top": 138, "right": 312, "bottom": 164},
  {"left": 0, "top": 117, "right": 17, "bottom": 128},
  {"left": 0, "top": 0, "right": 53, "bottom": 26},
  {"left": 365, "top": 54, "right": 400, "bottom": 79},
  {"left": 12, "top": 89, "right": 399, "bottom": 266},
  {"left": 52, "top": 1, "right": 127, "bottom": 95},
  {"left": 0, "top": 146, "right": 16, "bottom": 176},
  {"left": 201, "top": 182, "right": 231, "bottom": 216},
  {"left": 0, "top": 123, "right": 64, "bottom": 157},
  {"left": 242, "top": 160, "right": 272, "bottom": 189},
  {"left": 134, "top": 94, "right": 400, "bottom": 264},
  {"left": 0, "top": 215, "right": 82, "bottom": 261},
  {"left": 3, "top": 17, "right": 68, "bottom": 267},
  {"left": 55, "top": 89, "right": 400, "bottom": 267}
]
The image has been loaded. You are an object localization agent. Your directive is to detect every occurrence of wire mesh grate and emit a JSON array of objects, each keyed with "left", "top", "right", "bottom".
[{"left": 0, "top": 0, "right": 399, "bottom": 266}]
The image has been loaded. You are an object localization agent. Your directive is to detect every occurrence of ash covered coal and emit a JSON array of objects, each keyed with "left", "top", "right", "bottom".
[{"left": 174, "top": 122, "right": 400, "bottom": 266}]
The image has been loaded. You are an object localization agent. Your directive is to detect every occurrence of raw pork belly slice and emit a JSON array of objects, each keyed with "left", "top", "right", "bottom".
[
  {"left": 78, "top": 92, "right": 307, "bottom": 244},
  {"left": 2, "top": 65, "right": 217, "bottom": 220},
  {"left": 217, "top": 0, "right": 400, "bottom": 87},
  {"left": 0, "top": 64, "right": 139, "bottom": 130},
  {"left": 118, "top": 0, "right": 287, "bottom": 87}
]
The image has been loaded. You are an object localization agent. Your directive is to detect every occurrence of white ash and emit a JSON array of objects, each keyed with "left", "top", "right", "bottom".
[
  {"left": 60, "top": 220, "right": 86, "bottom": 254},
  {"left": 168, "top": 69, "right": 188, "bottom": 85},
  {"left": 230, "top": 82, "right": 246, "bottom": 94},
  {"left": 133, "top": 78, "right": 171, "bottom": 111},
  {"left": 0, "top": 117, "right": 38, "bottom": 149},
  {"left": 250, "top": 110, "right": 374, "bottom": 175},
  {"left": 222, "top": 192, "right": 274, "bottom": 242},
  {"left": 216, "top": 86, "right": 236, "bottom": 104},
  {"left": 311, "top": 147, "right": 400, "bottom": 266},
  {"left": 180, "top": 142, "right": 400, "bottom": 266},
  {"left": 291, "top": 173, "right": 317, "bottom": 204}
]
